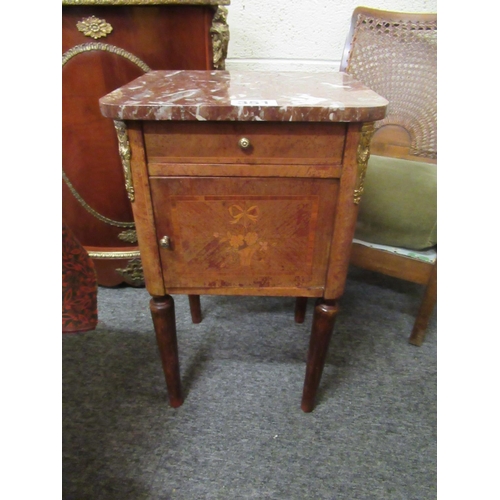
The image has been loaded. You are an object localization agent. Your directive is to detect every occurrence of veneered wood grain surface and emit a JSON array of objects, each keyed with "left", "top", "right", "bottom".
[{"left": 149, "top": 176, "right": 338, "bottom": 293}]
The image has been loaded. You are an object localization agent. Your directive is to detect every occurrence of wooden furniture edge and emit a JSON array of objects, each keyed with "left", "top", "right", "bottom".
[
  {"left": 126, "top": 121, "right": 166, "bottom": 295},
  {"left": 324, "top": 122, "right": 364, "bottom": 299},
  {"left": 349, "top": 242, "right": 435, "bottom": 285}
]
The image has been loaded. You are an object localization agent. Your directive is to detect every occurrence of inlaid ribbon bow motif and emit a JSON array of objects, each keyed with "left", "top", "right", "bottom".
[
  {"left": 213, "top": 203, "right": 268, "bottom": 267},
  {"left": 228, "top": 205, "right": 259, "bottom": 227}
]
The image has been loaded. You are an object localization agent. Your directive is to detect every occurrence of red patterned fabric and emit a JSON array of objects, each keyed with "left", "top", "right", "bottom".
[{"left": 62, "top": 222, "right": 98, "bottom": 333}]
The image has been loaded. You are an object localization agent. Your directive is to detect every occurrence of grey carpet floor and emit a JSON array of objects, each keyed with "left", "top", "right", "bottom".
[{"left": 62, "top": 267, "right": 437, "bottom": 500}]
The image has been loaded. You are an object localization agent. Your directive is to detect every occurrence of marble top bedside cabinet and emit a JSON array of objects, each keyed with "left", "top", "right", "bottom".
[{"left": 99, "top": 70, "right": 387, "bottom": 412}]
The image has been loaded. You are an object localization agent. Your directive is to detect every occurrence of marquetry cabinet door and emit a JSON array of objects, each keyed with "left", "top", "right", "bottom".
[{"left": 149, "top": 177, "right": 339, "bottom": 294}]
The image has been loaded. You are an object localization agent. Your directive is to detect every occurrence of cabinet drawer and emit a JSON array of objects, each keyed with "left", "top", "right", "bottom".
[
  {"left": 144, "top": 121, "right": 346, "bottom": 167},
  {"left": 149, "top": 177, "right": 338, "bottom": 293}
]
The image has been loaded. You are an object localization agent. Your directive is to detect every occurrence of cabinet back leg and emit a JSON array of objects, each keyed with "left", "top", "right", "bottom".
[
  {"left": 294, "top": 297, "right": 308, "bottom": 324},
  {"left": 188, "top": 295, "right": 202, "bottom": 324}
]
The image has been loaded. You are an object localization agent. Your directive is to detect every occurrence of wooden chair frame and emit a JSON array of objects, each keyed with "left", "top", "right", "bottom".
[{"left": 345, "top": 7, "right": 437, "bottom": 345}]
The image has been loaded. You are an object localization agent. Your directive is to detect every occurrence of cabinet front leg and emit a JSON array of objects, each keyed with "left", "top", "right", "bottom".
[
  {"left": 301, "top": 299, "right": 339, "bottom": 412},
  {"left": 150, "top": 295, "right": 183, "bottom": 408}
]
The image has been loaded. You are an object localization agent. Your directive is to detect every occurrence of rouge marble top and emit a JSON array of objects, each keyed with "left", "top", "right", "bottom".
[{"left": 99, "top": 70, "right": 388, "bottom": 123}]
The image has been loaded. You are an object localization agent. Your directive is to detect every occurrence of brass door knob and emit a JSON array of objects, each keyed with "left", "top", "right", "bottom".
[
  {"left": 159, "top": 235, "right": 172, "bottom": 249},
  {"left": 238, "top": 137, "right": 251, "bottom": 149}
]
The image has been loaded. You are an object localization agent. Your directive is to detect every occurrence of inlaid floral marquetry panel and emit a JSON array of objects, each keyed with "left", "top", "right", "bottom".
[{"left": 150, "top": 177, "right": 338, "bottom": 290}]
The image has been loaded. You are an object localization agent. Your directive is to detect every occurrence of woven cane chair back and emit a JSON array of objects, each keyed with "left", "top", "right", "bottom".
[
  {"left": 340, "top": 7, "right": 437, "bottom": 162},
  {"left": 338, "top": 8, "right": 438, "bottom": 346}
]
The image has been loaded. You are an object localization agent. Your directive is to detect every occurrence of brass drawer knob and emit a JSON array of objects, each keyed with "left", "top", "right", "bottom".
[
  {"left": 238, "top": 137, "right": 251, "bottom": 149},
  {"left": 159, "top": 236, "right": 172, "bottom": 249}
]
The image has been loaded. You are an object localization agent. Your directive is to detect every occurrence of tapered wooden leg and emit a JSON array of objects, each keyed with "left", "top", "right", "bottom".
[
  {"left": 409, "top": 262, "right": 437, "bottom": 347},
  {"left": 150, "top": 295, "right": 183, "bottom": 408},
  {"left": 294, "top": 297, "right": 308, "bottom": 324},
  {"left": 188, "top": 295, "right": 202, "bottom": 324},
  {"left": 301, "top": 299, "right": 339, "bottom": 412}
]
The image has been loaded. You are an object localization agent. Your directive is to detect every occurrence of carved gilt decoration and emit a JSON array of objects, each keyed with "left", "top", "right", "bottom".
[
  {"left": 210, "top": 6, "right": 229, "bottom": 70},
  {"left": 115, "top": 258, "right": 145, "bottom": 286},
  {"left": 87, "top": 250, "right": 141, "bottom": 259},
  {"left": 62, "top": 170, "right": 135, "bottom": 228},
  {"left": 114, "top": 121, "right": 135, "bottom": 202},
  {"left": 62, "top": 42, "right": 150, "bottom": 72},
  {"left": 118, "top": 229, "right": 138, "bottom": 243},
  {"left": 353, "top": 122, "right": 375, "bottom": 205},
  {"left": 77, "top": 16, "right": 113, "bottom": 39}
]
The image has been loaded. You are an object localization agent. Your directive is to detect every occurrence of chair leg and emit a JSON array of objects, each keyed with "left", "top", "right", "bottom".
[
  {"left": 294, "top": 297, "right": 308, "bottom": 323},
  {"left": 188, "top": 295, "right": 202, "bottom": 324},
  {"left": 409, "top": 262, "right": 437, "bottom": 346},
  {"left": 301, "top": 299, "right": 339, "bottom": 412},
  {"left": 150, "top": 295, "right": 183, "bottom": 408}
]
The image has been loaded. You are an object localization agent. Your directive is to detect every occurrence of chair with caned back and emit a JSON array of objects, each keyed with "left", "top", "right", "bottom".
[
  {"left": 344, "top": 7, "right": 437, "bottom": 345},
  {"left": 295, "top": 7, "right": 437, "bottom": 346}
]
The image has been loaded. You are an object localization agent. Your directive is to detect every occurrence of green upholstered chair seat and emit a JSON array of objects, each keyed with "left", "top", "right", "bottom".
[{"left": 354, "top": 155, "right": 437, "bottom": 251}]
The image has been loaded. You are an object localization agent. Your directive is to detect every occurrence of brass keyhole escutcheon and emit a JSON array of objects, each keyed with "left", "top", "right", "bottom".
[
  {"left": 238, "top": 137, "right": 251, "bottom": 149},
  {"left": 160, "top": 235, "right": 172, "bottom": 249}
]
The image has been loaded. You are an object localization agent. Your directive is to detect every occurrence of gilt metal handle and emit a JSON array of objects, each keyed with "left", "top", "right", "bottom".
[{"left": 159, "top": 236, "right": 172, "bottom": 249}]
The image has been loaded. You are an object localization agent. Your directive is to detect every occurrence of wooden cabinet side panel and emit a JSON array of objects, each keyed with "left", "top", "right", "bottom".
[
  {"left": 324, "top": 122, "right": 363, "bottom": 300},
  {"left": 127, "top": 123, "right": 165, "bottom": 296}
]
